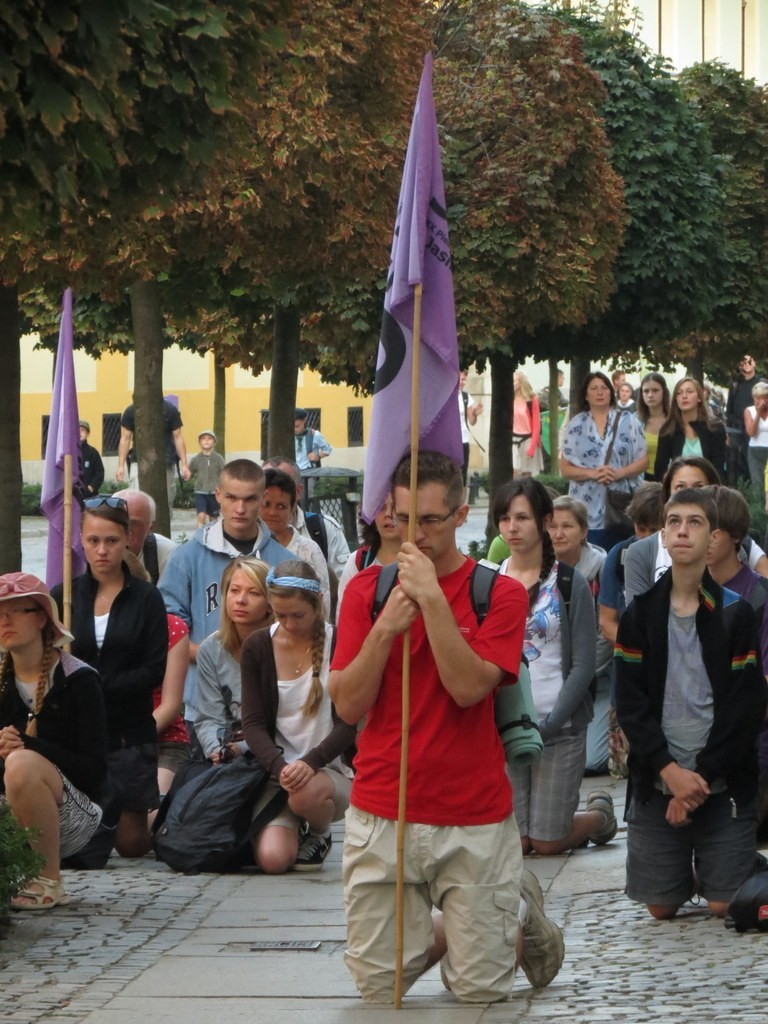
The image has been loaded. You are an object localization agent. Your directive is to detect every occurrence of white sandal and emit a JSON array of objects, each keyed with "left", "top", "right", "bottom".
[{"left": 11, "top": 875, "right": 70, "bottom": 911}]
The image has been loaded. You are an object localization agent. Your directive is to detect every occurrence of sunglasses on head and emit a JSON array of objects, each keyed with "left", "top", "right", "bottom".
[{"left": 83, "top": 495, "right": 128, "bottom": 511}]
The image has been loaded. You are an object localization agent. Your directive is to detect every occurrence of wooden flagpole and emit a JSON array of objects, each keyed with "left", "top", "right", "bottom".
[
  {"left": 62, "top": 453, "right": 73, "bottom": 645},
  {"left": 394, "top": 282, "right": 422, "bottom": 1008}
]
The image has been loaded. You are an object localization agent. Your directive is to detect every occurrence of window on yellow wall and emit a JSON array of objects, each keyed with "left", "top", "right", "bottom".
[
  {"left": 348, "top": 407, "right": 363, "bottom": 447},
  {"left": 102, "top": 414, "right": 122, "bottom": 456}
]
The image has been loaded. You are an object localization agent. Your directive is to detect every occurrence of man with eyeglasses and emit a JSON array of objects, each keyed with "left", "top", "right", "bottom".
[
  {"left": 726, "top": 355, "right": 765, "bottom": 485},
  {"left": 113, "top": 489, "right": 176, "bottom": 584},
  {"left": 330, "top": 450, "right": 563, "bottom": 1005}
]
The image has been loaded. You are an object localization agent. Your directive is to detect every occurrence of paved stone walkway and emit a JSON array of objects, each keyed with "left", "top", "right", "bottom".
[
  {"left": 3, "top": 777, "right": 767, "bottom": 1024},
  {"left": 9, "top": 509, "right": 767, "bottom": 1022}
]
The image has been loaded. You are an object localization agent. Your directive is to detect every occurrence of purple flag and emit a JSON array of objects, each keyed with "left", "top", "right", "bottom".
[
  {"left": 41, "top": 288, "right": 86, "bottom": 587},
  {"left": 362, "top": 53, "right": 462, "bottom": 523}
]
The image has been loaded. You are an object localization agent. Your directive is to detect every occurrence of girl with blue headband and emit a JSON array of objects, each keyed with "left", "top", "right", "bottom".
[{"left": 240, "top": 560, "right": 355, "bottom": 873}]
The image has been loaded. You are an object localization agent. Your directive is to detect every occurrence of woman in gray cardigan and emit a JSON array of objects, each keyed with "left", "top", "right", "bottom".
[
  {"left": 194, "top": 557, "right": 274, "bottom": 762},
  {"left": 493, "top": 478, "right": 616, "bottom": 855}
]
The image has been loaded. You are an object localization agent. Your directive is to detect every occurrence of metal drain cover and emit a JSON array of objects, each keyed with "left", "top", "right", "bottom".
[{"left": 250, "top": 940, "right": 321, "bottom": 951}]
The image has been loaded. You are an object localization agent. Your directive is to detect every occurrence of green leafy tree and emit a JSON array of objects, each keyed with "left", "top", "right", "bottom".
[
  {"left": 3, "top": 1, "right": 286, "bottom": 550},
  {"left": 301, "top": 0, "right": 627, "bottom": 505},
  {"left": 432, "top": 0, "right": 626, "bottom": 511},
  {"left": 23, "top": 3, "right": 427, "bottom": 485},
  {"left": 531, "top": 7, "right": 726, "bottom": 366},
  {"left": 672, "top": 63, "right": 768, "bottom": 382},
  {"left": 167, "top": 0, "right": 428, "bottom": 460}
]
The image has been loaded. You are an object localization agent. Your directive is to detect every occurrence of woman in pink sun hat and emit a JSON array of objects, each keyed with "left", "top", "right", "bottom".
[{"left": 0, "top": 572, "right": 107, "bottom": 910}]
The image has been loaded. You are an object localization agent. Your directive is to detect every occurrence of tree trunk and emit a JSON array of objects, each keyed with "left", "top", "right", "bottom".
[
  {"left": 213, "top": 359, "right": 226, "bottom": 458},
  {"left": 129, "top": 278, "right": 170, "bottom": 537},
  {"left": 570, "top": 354, "right": 590, "bottom": 418},
  {"left": 487, "top": 350, "right": 516, "bottom": 546},
  {"left": 267, "top": 304, "right": 300, "bottom": 461},
  {"left": 0, "top": 282, "right": 22, "bottom": 572},
  {"left": 686, "top": 345, "right": 704, "bottom": 382},
  {"left": 548, "top": 357, "right": 560, "bottom": 475}
]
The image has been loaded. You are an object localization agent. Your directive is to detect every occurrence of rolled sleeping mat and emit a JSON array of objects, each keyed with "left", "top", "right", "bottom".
[{"left": 494, "top": 659, "right": 543, "bottom": 767}]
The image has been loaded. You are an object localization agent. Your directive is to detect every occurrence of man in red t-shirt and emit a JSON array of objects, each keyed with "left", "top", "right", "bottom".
[{"left": 330, "top": 451, "right": 564, "bottom": 1004}]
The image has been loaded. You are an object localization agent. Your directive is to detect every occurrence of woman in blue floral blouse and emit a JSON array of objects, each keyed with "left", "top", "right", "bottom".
[{"left": 560, "top": 371, "right": 648, "bottom": 551}]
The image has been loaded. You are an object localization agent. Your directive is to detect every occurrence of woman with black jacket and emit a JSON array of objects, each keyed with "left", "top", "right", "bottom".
[
  {"left": 655, "top": 377, "right": 726, "bottom": 480},
  {"left": 52, "top": 496, "right": 167, "bottom": 859},
  {"left": 0, "top": 572, "right": 107, "bottom": 910}
]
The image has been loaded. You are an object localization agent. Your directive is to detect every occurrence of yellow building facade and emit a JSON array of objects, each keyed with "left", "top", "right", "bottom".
[{"left": 20, "top": 335, "right": 372, "bottom": 484}]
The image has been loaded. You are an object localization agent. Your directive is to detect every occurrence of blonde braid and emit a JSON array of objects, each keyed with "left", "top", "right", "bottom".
[
  {"left": 300, "top": 610, "right": 327, "bottom": 719},
  {"left": 25, "top": 624, "right": 56, "bottom": 738},
  {"left": 0, "top": 650, "right": 14, "bottom": 703}
]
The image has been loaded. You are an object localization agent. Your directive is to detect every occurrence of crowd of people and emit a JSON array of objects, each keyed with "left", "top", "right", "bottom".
[{"left": 1, "top": 361, "right": 767, "bottom": 1008}]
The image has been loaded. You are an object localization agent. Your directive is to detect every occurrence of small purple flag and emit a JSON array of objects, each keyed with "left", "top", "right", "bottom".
[
  {"left": 41, "top": 288, "right": 86, "bottom": 587},
  {"left": 362, "top": 53, "right": 462, "bottom": 523}
]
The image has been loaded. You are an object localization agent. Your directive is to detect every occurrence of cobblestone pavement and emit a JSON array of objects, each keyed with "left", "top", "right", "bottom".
[{"left": 3, "top": 780, "right": 767, "bottom": 1024}]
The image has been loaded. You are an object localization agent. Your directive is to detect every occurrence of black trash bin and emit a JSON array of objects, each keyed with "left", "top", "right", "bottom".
[{"left": 300, "top": 467, "right": 361, "bottom": 545}]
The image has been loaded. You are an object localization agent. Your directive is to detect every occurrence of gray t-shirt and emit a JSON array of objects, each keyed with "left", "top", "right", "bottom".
[{"left": 661, "top": 609, "right": 713, "bottom": 773}]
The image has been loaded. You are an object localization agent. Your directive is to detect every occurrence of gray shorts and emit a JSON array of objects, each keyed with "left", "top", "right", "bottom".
[
  {"left": 626, "top": 790, "right": 758, "bottom": 906},
  {"left": 158, "top": 740, "right": 190, "bottom": 775},
  {"left": 509, "top": 728, "right": 586, "bottom": 841},
  {"left": 253, "top": 767, "right": 352, "bottom": 832}
]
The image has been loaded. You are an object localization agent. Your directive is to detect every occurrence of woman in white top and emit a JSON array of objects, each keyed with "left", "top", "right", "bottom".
[
  {"left": 0, "top": 573, "right": 106, "bottom": 909},
  {"left": 622, "top": 455, "right": 768, "bottom": 602},
  {"left": 241, "top": 561, "right": 355, "bottom": 874},
  {"left": 493, "top": 479, "right": 615, "bottom": 855},
  {"left": 745, "top": 381, "right": 768, "bottom": 501}
]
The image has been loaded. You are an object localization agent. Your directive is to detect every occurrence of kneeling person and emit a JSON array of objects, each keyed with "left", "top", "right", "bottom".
[
  {"left": 330, "top": 451, "right": 564, "bottom": 1005},
  {"left": 616, "top": 487, "right": 766, "bottom": 919}
]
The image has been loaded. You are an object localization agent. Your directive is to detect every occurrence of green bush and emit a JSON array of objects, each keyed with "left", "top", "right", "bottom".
[
  {"left": 21, "top": 483, "right": 42, "bottom": 516},
  {"left": 467, "top": 538, "right": 490, "bottom": 561},
  {"left": 534, "top": 474, "right": 569, "bottom": 496},
  {"left": 0, "top": 804, "right": 43, "bottom": 922},
  {"left": 311, "top": 474, "right": 360, "bottom": 499}
]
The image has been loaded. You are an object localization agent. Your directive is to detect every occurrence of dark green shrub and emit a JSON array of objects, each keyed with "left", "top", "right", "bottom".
[
  {"left": 311, "top": 474, "right": 360, "bottom": 499},
  {"left": 0, "top": 804, "right": 43, "bottom": 921},
  {"left": 467, "top": 539, "right": 490, "bottom": 561},
  {"left": 535, "top": 474, "right": 568, "bottom": 496},
  {"left": 21, "top": 483, "right": 42, "bottom": 516}
]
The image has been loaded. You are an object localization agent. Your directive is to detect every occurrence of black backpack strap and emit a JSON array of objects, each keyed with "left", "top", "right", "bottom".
[
  {"left": 142, "top": 533, "right": 160, "bottom": 585},
  {"left": 556, "top": 561, "right": 573, "bottom": 614},
  {"left": 371, "top": 560, "right": 500, "bottom": 626},
  {"left": 304, "top": 511, "right": 329, "bottom": 561},
  {"left": 471, "top": 561, "right": 501, "bottom": 624},
  {"left": 371, "top": 562, "right": 399, "bottom": 622}
]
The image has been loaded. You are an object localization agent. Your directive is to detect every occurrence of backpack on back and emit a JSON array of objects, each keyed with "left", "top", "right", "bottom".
[
  {"left": 371, "top": 559, "right": 502, "bottom": 624},
  {"left": 372, "top": 558, "right": 574, "bottom": 624},
  {"left": 370, "top": 559, "right": 542, "bottom": 765},
  {"left": 304, "top": 510, "right": 329, "bottom": 561}
]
